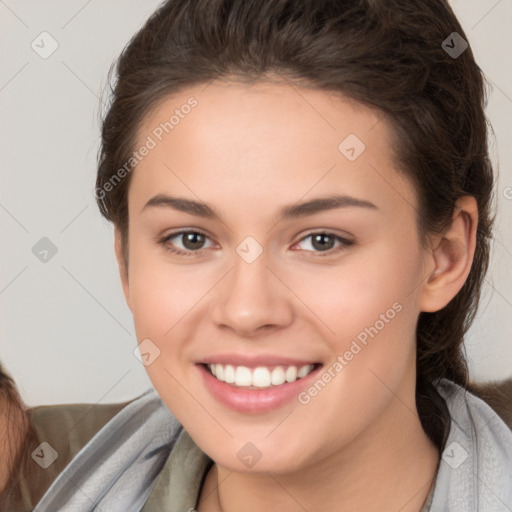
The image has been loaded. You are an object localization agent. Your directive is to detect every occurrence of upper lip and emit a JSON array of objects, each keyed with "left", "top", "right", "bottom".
[{"left": 199, "top": 354, "right": 320, "bottom": 368}]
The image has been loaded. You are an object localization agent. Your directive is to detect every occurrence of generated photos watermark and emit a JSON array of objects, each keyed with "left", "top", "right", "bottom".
[
  {"left": 95, "top": 96, "right": 198, "bottom": 201},
  {"left": 298, "top": 301, "right": 403, "bottom": 405}
]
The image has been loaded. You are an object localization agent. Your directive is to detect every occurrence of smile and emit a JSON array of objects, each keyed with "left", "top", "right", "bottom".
[
  {"left": 197, "top": 360, "right": 323, "bottom": 413},
  {"left": 206, "top": 363, "right": 317, "bottom": 389}
]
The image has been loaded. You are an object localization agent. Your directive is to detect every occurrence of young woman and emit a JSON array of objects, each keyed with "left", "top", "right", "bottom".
[{"left": 2, "top": 0, "right": 512, "bottom": 510}]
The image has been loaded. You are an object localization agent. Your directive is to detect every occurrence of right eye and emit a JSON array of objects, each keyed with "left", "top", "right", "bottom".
[{"left": 158, "top": 230, "right": 215, "bottom": 257}]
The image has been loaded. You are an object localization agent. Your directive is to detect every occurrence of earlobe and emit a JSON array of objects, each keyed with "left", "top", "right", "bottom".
[
  {"left": 114, "top": 226, "right": 131, "bottom": 311},
  {"left": 419, "top": 196, "right": 478, "bottom": 313}
]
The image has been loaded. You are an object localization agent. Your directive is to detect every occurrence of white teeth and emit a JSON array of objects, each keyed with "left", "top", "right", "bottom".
[
  {"left": 271, "top": 366, "right": 286, "bottom": 386},
  {"left": 285, "top": 366, "right": 297, "bottom": 382},
  {"left": 252, "top": 367, "right": 271, "bottom": 388},
  {"left": 297, "top": 365, "right": 311, "bottom": 378},
  {"left": 207, "top": 363, "right": 315, "bottom": 388},
  {"left": 235, "top": 366, "right": 252, "bottom": 386},
  {"left": 214, "top": 364, "right": 224, "bottom": 381},
  {"left": 224, "top": 364, "right": 235, "bottom": 383}
]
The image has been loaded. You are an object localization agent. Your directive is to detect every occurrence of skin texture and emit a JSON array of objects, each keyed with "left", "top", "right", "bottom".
[{"left": 114, "top": 80, "right": 478, "bottom": 511}]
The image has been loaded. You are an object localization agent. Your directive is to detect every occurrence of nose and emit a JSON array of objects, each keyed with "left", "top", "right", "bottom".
[{"left": 211, "top": 250, "right": 294, "bottom": 337}]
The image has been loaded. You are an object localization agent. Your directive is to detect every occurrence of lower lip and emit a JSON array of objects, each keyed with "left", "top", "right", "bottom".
[{"left": 196, "top": 363, "right": 322, "bottom": 413}]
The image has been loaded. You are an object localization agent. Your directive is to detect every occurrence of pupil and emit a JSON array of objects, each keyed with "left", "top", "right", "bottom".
[
  {"left": 184, "top": 232, "right": 204, "bottom": 250},
  {"left": 312, "top": 234, "right": 334, "bottom": 251}
]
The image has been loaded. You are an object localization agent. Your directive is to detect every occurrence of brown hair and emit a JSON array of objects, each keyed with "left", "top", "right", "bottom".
[
  {"left": 0, "top": 363, "right": 35, "bottom": 507},
  {"left": 95, "top": 0, "right": 495, "bottom": 451}
]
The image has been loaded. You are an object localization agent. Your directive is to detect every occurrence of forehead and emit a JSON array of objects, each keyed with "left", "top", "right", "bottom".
[{"left": 129, "top": 80, "right": 416, "bottom": 220}]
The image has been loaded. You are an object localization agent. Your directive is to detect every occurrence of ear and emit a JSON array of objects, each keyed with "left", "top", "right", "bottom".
[
  {"left": 114, "top": 226, "right": 132, "bottom": 312},
  {"left": 419, "top": 196, "right": 478, "bottom": 313}
]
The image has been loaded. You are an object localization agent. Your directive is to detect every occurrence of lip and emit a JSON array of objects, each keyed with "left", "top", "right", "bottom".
[
  {"left": 196, "top": 362, "right": 323, "bottom": 414},
  {"left": 199, "top": 354, "right": 319, "bottom": 369}
]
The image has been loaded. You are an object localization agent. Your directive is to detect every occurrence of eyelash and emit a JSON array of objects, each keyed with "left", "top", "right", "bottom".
[{"left": 157, "top": 229, "right": 354, "bottom": 258}]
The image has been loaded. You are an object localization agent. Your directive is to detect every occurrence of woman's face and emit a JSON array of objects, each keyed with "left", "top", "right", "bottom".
[{"left": 117, "top": 80, "right": 435, "bottom": 473}]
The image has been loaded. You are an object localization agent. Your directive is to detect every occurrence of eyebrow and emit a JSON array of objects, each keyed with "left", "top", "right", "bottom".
[{"left": 141, "top": 193, "right": 378, "bottom": 221}]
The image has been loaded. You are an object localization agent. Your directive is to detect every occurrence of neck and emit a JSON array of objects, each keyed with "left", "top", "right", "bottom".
[{"left": 198, "top": 377, "right": 439, "bottom": 512}]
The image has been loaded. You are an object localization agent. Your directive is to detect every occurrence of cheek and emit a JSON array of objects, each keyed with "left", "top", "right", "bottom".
[
  {"left": 352, "top": 259, "right": 421, "bottom": 391},
  {"left": 283, "top": 239, "right": 422, "bottom": 396},
  {"left": 283, "top": 237, "right": 422, "bottom": 337},
  {"left": 128, "top": 240, "right": 206, "bottom": 330},
  {"left": 127, "top": 245, "right": 221, "bottom": 395},
  {"left": 127, "top": 251, "right": 209, "bottom": 414}
]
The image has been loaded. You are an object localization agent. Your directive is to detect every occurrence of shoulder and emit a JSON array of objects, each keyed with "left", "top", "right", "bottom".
[
  {"left": 466, "top": 378, "right": 512, "bottom": 429},
  {"left": 429, "top": 378, "right": 512, "bottom": 510},
  {"left": 32, "top": 388, "right": 183, "bottom": 512},
  {"left": 29, "top": 398, "right": 134, "bottom": 459},
  {"left": 437, "top": 378, "right": 512, "bottom": 445},
  {"left": 2, "top": 389, "right": 170, "bottom": 512}
]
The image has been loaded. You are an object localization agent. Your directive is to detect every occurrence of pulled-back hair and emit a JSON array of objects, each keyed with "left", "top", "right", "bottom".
[{"left": 95, "top": 0, "right": 495, "bottom": 451}]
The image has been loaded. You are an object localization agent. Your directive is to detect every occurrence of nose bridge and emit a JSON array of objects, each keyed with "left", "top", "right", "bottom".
[{"left": 212, "top": 241, "right": 293, "bottom": 334}]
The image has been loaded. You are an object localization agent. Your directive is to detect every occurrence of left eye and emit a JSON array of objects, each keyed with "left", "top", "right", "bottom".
[
  {"left": 158, "top": 230, "right": 353, "bottom": 257},
  {"left": 293, "top": 232, "right": 353, "bottom": 256}
]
